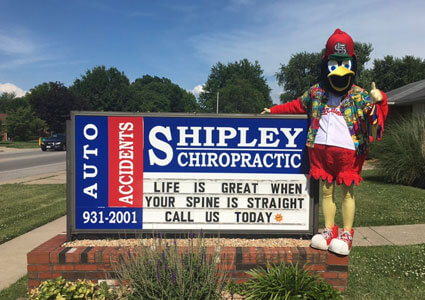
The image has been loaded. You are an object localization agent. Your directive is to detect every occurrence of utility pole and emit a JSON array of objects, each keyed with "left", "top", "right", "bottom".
[{"left": 216, "top": 91, "right": 219, "bottom": 114}]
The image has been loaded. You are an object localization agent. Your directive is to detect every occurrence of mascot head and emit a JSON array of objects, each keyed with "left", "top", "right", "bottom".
[{"left": 321, "top": 29, "right": 357, "bottom": 96}]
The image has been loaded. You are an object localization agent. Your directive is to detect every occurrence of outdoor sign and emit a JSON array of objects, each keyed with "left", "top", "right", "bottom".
[{"left": 67, "top": 112, "right": 318, "bottom": 239}]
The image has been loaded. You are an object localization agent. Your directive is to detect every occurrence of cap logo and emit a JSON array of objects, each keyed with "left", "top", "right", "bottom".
[{"left": 334, "top": 42, "right": 347, "bottom": 54}]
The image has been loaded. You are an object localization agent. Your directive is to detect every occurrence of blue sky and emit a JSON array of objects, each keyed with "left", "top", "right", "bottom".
[{"left": 1, "top": 0, "right": 425, "bottom": 103}]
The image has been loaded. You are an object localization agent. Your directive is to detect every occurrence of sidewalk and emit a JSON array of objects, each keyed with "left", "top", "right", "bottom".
[
  {"left": 0, "top": 147, "right": 37, "bottom": 153},
  {"left": 1, "top": 215, "right": 425, "bottom": 291},
  {"left": 0, "top": 170, "right": 66, "bottom": 185},
  {"left": 0, "top": 167, "right": 68, "bottom": 290},
  {"left": 0, "top": 217, "right": 66, "bottom": 290},
  {"left": 354, "top": 224, "right": 425, "bottom": 246}
]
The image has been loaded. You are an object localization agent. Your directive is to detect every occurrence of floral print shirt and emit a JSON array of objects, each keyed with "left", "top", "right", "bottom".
[{"left": 270, "top": 83, "right": 387, "bottom": 155}]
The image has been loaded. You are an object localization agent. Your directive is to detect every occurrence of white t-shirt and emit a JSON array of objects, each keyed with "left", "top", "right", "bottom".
[{"left": 314, "top": 93, "right": 355, "bottom": 150}]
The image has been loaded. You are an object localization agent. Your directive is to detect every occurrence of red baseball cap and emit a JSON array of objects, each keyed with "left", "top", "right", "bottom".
[{"left": 324, "top": 29, "right": 355, "bottom": 59}]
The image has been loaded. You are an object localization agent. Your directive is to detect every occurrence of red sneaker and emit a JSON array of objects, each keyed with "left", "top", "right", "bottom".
[
  {"left": 311, "top": 224, "right": 339, "bottom": 250},
  {"left": 329, "top": 229, "right": 354, "bottom": 256}
]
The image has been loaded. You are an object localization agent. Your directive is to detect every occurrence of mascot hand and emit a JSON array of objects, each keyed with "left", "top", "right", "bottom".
[
  {"left": 370, "top": 82, "right": 383, "bottom": 103},
  {"left": 261, "top": 108, "right": 271, "bottom": 114}
]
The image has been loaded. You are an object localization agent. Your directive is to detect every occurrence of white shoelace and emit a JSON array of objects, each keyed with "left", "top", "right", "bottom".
[
  {"left": 321, "top": 228, "right": 333, "bottom": 239},
  {"left": 339, "top": 231, "right": 353, "bottom": 242}
]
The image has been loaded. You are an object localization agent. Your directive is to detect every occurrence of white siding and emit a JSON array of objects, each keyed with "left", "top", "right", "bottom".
[{"left": 413, "top": 103, "right": 425, "bottom": 115}]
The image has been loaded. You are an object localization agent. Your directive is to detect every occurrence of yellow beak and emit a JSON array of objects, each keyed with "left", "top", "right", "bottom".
[
  {"left": 327, "top": 66, "right": 355, "bottom": 92},
  {"left": 328, "top": 66, "right": 355, "bottom": 78}
]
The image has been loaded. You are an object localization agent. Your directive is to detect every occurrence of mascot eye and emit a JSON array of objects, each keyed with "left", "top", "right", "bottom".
[
  {"left": 327, "top": 60, "right": 338, "bottom": 73},
  {"left": 342, "top": 60, "right": 352, "bottom": 70}
]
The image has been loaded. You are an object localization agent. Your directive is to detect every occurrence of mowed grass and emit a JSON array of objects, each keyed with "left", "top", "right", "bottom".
[
  {"left": 345, "top": 243, "right": 425, "bottom": 300},
  {"left": 0, "top": 140, "right": 39, "bottom": 149},
  {"left": 0, "top": 275, "right": 27, "bottom": 300},
  {"left": 319, "top": 169, "right": 425, "bottom": 228},
  {"left": 0, "top": 184, "right": 66, "bottom": 245}
]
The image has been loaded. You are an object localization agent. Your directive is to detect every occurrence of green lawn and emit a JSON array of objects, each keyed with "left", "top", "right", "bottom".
[
  {"left": 0, "top": 140, "right": 39, "bottom": 149},
  {"left": 345, "top": 243, "right": 425, "bottom": 300},
  {"left": 319, "top": 169, "right": 425, "bottom": 228},
  {"left": 0, "top": 184, "right": 66, "bottom": 245},
  {"left": 0, "top": 276, "right": 27, "bottom": 300}
]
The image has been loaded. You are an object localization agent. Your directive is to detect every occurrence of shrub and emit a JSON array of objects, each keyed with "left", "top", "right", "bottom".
[
  {"left": 223, "top": 279, "right": 245, "bottom": 299},
  {"left": 373, "top": 115, "right": 425, "bottom": 188},
  {"left": 240, "top": 263, "right": 342, "bottom": 300},
  {"left": 114, "top": 235, "right": 226, "bottom": 300},
  {"left": 28, "top": 276, "right": 120, "bottom": 300},
  {"left": 6, "top": 106, "right": 47, "bottom": 141}
]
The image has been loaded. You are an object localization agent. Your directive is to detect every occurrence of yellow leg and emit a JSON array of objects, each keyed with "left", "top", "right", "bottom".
[
  {"left": 322, "top": 180, "right": 336, "bottom": 229},
  {"left": 341, "top": 185, "right": 355, "bottom": 231}
]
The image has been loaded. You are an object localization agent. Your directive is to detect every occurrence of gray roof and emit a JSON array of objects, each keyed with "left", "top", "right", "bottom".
[{"left": 386, "top": 79, "right": 425, "bottom": 105}]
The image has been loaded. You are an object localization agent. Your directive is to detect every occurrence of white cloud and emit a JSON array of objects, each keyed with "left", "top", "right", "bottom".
[
  {"left": 0, "top": 83, "right": 27, "bottom": 97},
  {"left": 190, "top": 84, "right": 205, "bottom": 97}
]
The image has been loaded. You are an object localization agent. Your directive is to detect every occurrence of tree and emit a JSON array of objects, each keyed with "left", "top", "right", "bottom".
[
  {"left": 215, "top": 78, "right": 266, "bottom": 113},
  {"left": 0, "top": 92, "right": 16, "bottom": 113},
  {"left": 353, "top": 42, "right": 374, "bottom": 87},
  {"left": 70, "top": 66, "right": 131, "bottom": 111},
  {"left": 126, "top": 75, "right": 199, "bottom": 113},
  {"left": 198, "top": 59, "right": 272, "bottom": 113},
  {"left": 29, "top": 81, "right": 87, "bottom": 133},
  {"left": 371, "top": 55, "right": 425, "bottom": 91},
  {"left": 6, "top": 106, "right": 47, "bottom": 141},
  {"left": 276, "top": 42, "right": 373, "bottom": 102},
  {"left": 276, "top": 52, "right": 322, "bottom": 103},
  {"left": 0, "top": 92, "right": 29, "bottom": 113}
]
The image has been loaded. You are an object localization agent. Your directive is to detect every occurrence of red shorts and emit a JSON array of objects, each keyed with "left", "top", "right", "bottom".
[{"left": 308, "top": 144, "right": 366, "bottom": 186}]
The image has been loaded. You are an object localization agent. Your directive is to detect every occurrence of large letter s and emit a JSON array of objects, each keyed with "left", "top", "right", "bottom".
[{"left": 148, "top": 126, "right": 173, "bottom": 166}]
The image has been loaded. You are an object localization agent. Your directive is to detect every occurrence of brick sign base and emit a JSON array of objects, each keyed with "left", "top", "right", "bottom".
[{"left": 27, "top": 234, "right": 349, "bottom": 292}]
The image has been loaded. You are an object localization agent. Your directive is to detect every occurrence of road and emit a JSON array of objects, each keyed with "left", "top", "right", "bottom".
[{"left": 0, "top": 148, "right": 66, "bottom": 183}]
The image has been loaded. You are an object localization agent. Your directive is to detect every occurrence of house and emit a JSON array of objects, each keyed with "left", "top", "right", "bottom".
[
  {"left": 386, "top": 79, "right": 425, "bottom": 118},
  {"left": 0, "top": 113, "right": 7, "bottom": 141}
]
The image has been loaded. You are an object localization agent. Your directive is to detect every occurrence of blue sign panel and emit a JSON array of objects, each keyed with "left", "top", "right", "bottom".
[{"left": 143, "top": 117, "right": 309, "bottom": 174}]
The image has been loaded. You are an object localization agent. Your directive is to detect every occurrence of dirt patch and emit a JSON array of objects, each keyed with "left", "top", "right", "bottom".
[{"left": 363, "top": 158, "right": 378, "bottom": 170}]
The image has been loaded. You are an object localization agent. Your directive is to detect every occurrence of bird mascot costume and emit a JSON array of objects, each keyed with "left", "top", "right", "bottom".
[{"left": 263, "top": 29, "right": 388, "bottom": 255}]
